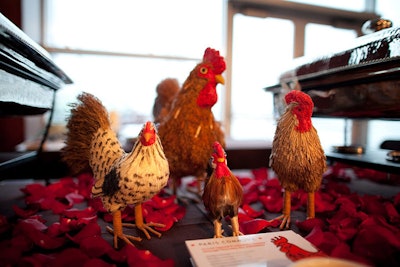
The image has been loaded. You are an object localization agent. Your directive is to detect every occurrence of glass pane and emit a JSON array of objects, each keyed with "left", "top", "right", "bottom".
[
  {"left": 51, "top": 54, "right": 202, "bottom": 130},
  {"left": 368, "top": 120, "right": 400, "bottom": 150},
  {"left": 45, "top": 0, "right": 224, "bottom": 58},
  {"left": 231, "top": 15, "right": 294, "bottom": 141},
  {"left": 304, "top": 23, "right": 357, "bottom": 57},
  {"left": 285, "top": 0, "right": 365, "bottom": 12}
]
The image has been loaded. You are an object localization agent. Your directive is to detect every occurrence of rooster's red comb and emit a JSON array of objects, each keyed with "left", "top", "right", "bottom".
[
  {"left": 212, "top": 141, "right": 226, "bottom": 159},
  {"left": 203, "top": 47, "right": 226, "bottom": 74},
  {"left": 285, "top": 90, "right": 313, "bottom": 108}
]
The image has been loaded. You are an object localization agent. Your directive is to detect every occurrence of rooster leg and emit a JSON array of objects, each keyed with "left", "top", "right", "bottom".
[
  {"left": 122, "top": 204, "right": 165, "bottom": 240},
  {"left": 306, "top": 192, "right": 315, "bottom": 219},
  {"left": 213, "top": 220, "right": 224, "bottom": 238},
  {"left": 275, "top": 190, "right": 291, "bottom": 230},
  {"left": 230, "top": 215, "right": 243, "bottom": 236},
  {"left": 106, "top": 210, "right": 142, "bottom": 249}
]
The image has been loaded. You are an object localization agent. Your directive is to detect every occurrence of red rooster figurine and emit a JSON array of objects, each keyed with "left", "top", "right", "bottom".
[
  {"left": 62, "top": 93, "right": 170, "bottom": 248},
  {"left": 202, "top": 141, "right": 243, "bottom": 238},
  {"left": 157, "top": 47, "right": 226, "bottom": 195},
  {"left": 269, "top": 90, "right": 327, "bottom": 229}
]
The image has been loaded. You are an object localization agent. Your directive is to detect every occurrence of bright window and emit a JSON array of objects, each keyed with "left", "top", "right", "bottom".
[{"left": 29, "top": 0, "right": 400, "bottom": 150}]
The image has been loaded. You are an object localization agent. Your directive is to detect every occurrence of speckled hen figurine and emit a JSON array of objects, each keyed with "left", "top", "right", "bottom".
[
  {"left": 62, "top": 93, "right": 169, "bottom": 248},
  {"left": 202, "top": 141, "right": 243, "bottom": 238},
  {"left": 157, "top": 47, "right": 226, "bottom": 195},
  {"left": 269, "top": 90, "right": 326, "bottom": 229}
]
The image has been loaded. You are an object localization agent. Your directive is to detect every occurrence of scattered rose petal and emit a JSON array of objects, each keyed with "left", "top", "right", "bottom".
[
  {"left": 241, "top": 204, "right": 264, "bottom": 218},
  {"left": 66, "top": 222, "right": 101, "bottom": 244},
  {"left": 79, "top": 235, "right": 114, "bottom": 258},
  {"left": 146, "top": 211, "right": 174, "bottom": 232},
  {"left": 12, "top": 205, "right": 39, "bottom": 218},
  {"left": 16, "top": 220, "right": 65, "bottom": 250},
  {"left": 239, "top": 218, "right": 280, "bottom": 235},
  {"left": 147, "top": 194, "right": 176, "bottom": 209},
  {"left": 296, "top": 218, "right": 326, "bottom": 233},
  {"left": 259, "top": 195, "right": 282, "bottom": 213},
  {"left": 124, "top": 245, "right": 175, "bottom": 267}
]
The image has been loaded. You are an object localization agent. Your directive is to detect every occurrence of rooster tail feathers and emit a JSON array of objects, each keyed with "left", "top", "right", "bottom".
[{"left": 61, "top": 92, "right": 111, "bottom": 175}]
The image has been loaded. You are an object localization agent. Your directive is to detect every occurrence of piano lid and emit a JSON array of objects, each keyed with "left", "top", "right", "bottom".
[{"left": 265, "top": 26, "right": 400, "bottom": 119}]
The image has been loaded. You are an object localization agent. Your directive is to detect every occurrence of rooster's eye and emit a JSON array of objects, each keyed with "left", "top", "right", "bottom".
[{"left": 200, "top": 67, "right": 208, "bottom": 74}]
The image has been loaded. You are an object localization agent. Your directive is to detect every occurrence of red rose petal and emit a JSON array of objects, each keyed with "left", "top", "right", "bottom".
[
  {"left": 171, "top": 205, "right": 186, "bottom": 221},
  {"left": 51, "top": 247, "right": 89, "bottom": 266},
  {"left": 123, "top": 245, "right": 175, "bottom": 267},
  {"left": 16, "top": 220, "right": 65, "bottom": 250},
  {"left": 79, "top": 236, "right": 114, "bottom": 258},
  {"left": 84, "top": 258, "right": 115, "bottom": 267},
  {"left": 328, "top": 217, "right": 359, "bottom": 241},
  {"left": 241, "top": 204, "right": 264, "bottom": 218},
  {"left": 66, "top": 222, "right": 101, "bottom": 244},
  {"left": 0, "top": 214, "right": 11, "bottom": 234},
  {"left": 239, "top": 218, "right": 279, "bottom": 235},
  {"left": 63, "top": 207, "right": 97, "bottom": 219},
  {"left": 251, "top": 168, "right": 269, "bottom": 181},
  {"left": 296, "top": 218, "right": 326, "bottom": 233},
  {"left": 242, "top": 190, "right": 259, "bottom": 205},
  {"left": 12, "top": 205, "right": 39, "bottom": 218},
  {"left": 353, "top": 223, "right": 400, "bottom": 265},
  {"left": 65, "top": 192, "right": 85, "bottom": 204},
  {"left": 19, "top": 253, "right": 54, "bottom": 267},
  {"left": 330, "top": 242, "right": 372, "bottom": 266},
  {"left": 259, "top": 195, "right": 282, "bottom": 213},
  {"left": 237, "top": 176, "right": 253, "bottom": 186},
  {"left": 238, "top": 212, "right": 254, "bottom": 222},
  {"left": 147, "top": 194, "right": 176, "bottom": 209},
  {"left": 384, "top": 202, "right": 400, "bottom": 224},
  {"left": 145, "top": 211, "right": 174, "bottom": 232}
]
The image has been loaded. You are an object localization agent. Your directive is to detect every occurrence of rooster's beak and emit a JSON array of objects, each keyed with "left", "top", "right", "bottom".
[
  {"left": 215, "top": 74, "right": 225, "bottom": 85},
  {"left": 143, "top": 132, "right": 152, "bottom": 142}
]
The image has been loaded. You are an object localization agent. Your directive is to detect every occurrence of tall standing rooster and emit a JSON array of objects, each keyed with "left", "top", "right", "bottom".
[
  {"left": 157, "top": 47, "right": 226, "bottom": 195},
  {"left": 269, "top": 90, "right": 326, "bottom": 229},
  {"left": 202, "top": 141, "right": 243, "bottom": 238},
  {"left": 62, "top": 93, "right": 169, "bottom": 248}
]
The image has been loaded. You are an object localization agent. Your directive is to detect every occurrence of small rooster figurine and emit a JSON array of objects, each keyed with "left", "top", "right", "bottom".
[
  {"left": 62, "top": 93, "right": 169, "bottom": 248},
  {"left": 152, "top": 78, "right": 180, "bottom": 124},
  {"left": 202, "top": 142, "right": 243, "bottom": 238},
  {"left": 157, "top": 47, "right": 226, "bottom": 195},
  {"left": 269, "top": 90, "right": 326, "bottom": 230}
]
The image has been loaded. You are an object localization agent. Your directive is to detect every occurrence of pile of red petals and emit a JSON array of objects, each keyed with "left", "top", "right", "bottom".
[
  {"left": 234, "top": 164, "right": 400, "bottom": 267},
  {"left": 0, "top": 173, "right": 180, "bottom": 266}
]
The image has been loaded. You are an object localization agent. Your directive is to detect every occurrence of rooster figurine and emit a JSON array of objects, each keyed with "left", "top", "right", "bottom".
[
  {"left": 202, "top": 141, "right": 243, "bottom": 238},
  {"left": 152, "top": 78, "right": 180, "bottom": 124},
  {"left": 62, "top": 93, "right": 169, "bottom": 248},
  {"left": 157, "top": 47, "right": 226, "bottom": 195},
  {"left": 269, "top": 90, "right": 326, "bottom": 230}
]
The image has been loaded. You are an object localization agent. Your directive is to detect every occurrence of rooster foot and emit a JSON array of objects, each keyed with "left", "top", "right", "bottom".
[
  {"left": 213, "top": 228, "right": 225, "bottom": 238},
  {"left": 106, "top": 226, "right": 142, "bottom": 249},
  {"left": 275, "top": 214, "right": 291, "bottom": 230},
  {"left": 227, "top": 225, "right": 243, "bottom": 237},
  {"left": 122, "top": 222, "right": 165, "bottom": 240}
]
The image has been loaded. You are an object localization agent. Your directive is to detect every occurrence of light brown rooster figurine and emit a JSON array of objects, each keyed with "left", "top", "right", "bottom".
[
  {"left": 202, "top": 141, "right": 243, "bottom": 238},
  {"left": 269, "top": 90, "right": 326, "bottom": 230},
  {"left": 62, "top": 93, "right": 169, "bottom": 248},
  {"left": 157, "top": 47, "right": 226, "bottom": 195}
]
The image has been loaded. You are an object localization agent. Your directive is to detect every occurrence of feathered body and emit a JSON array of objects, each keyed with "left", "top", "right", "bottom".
[
  {"left": 157, "top": 48, "right": 226, "bottom": 193},
  {"left": 202, "top": 142, "right": 243, "bottom": 237},
  {"left": 62, "top": 93, "right": 169, "bottom": 248},
  {"left": 269, "top": 90, "right": 326, "bottom": 229},
  {"left": 152, "top": 78, "right": 180, "bottom": 124}
]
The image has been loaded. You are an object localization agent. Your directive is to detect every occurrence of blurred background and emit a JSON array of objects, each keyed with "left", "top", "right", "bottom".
[{"left": 1, "top": 0, "right": 399, "bottom": 153}]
